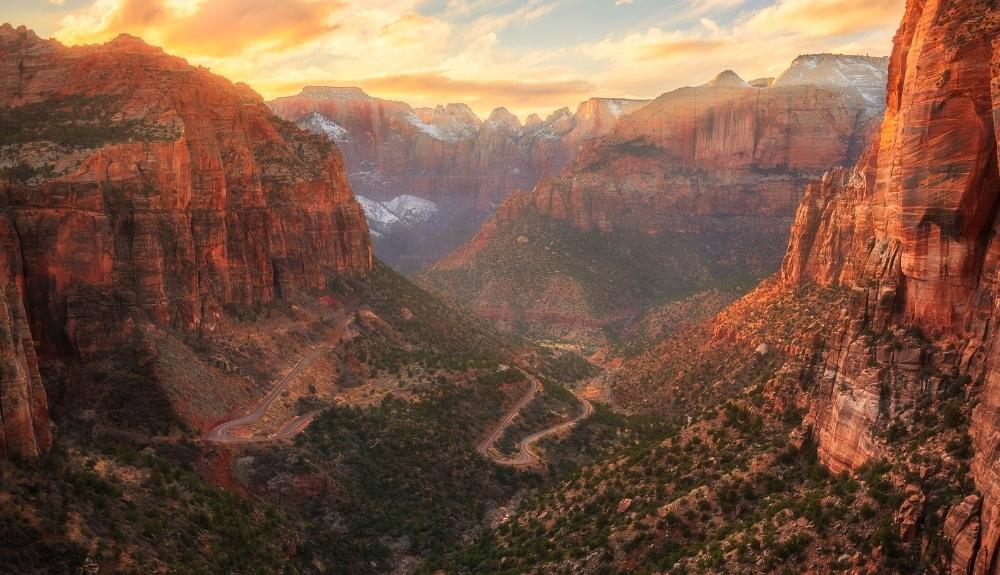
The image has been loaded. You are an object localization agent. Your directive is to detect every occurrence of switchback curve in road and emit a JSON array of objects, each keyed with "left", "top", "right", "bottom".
[
  {"left": 205, "top": 312, "right": 353, "bottom": 444},
  {"left": 477, "top": 367, "right": 593, "bottom": 467}
]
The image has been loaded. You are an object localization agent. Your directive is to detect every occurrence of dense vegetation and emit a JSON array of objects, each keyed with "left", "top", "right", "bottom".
[
  {"left": 0, "top": 95, "right": 176, "bottom": 150},
  {"left": 1, "top": 444, "right": 300, "bottom": 575},
  {"left": 428, "top": 363, "right": 966, "bottom": 574},
  {"left": 295, "top": 370, "right": 529, "bottom": 554}
]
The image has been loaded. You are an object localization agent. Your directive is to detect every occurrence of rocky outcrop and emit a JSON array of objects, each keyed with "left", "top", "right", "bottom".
[
  {"left": 268, "top": 88, "right": 649, "bottom": 269},
  {"left": 0, "top": 25, "right": 372, "bottom": 455},
  {"left": 946, "top": 495, "right": 983, "bottom": 575},
  {"left": 773, "top": 1, "right": 1000, "bottom": 571}
]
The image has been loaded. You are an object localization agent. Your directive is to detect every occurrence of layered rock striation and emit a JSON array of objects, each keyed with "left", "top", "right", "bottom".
[
  {"left": 505, "top": 58, "right": 887, "bottom": 237},
  {"left": 772, "top": 1, "right": 1000, "bottom": 571},
  {"left": 0, "top": 215, "right": 51, "bottom": 458},
  {"left": 0, "top": 25, "right": 373, "bottom": 455}
]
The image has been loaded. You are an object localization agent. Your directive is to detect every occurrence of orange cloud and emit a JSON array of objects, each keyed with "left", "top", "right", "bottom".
[
  {"left": 39, "top": 0, "right": 903, "bottom": 121},
  {"left": 57, "top": 0, "right": 342, "bottom": 57},
  {"left": 637, "top": 39, "right": 728, "bottom": 60},
  {"left": 741, "top": 0, "right": 904, "bottom": 38}
]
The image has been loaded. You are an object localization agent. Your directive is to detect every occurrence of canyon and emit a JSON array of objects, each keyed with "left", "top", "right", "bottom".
[
  {"left": 269, "top": 87, "right": 649, "bottom": 270},
  {"left": 419, "top": 53, "right": 889, "bottom": 342},
  {"left": 2, "top": 0, "right": 999, "bottom": 571},
  {"left": 429, "top": 1, "right": 1000, "bottom": 572}
]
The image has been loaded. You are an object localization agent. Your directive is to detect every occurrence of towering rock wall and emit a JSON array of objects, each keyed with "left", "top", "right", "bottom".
[
  {"left": 0, "top": 215, "right": 51, "bottom": 458},
  {"left": 0, "top": 25, "right": 373, "bottom": 455},
  {"left": 268, "top": 88, "right": 650, "bottom": 212},
  {"left": 776, "top": 1, "right": 1000, "bottom": 571},
  {"left": 506, "top": 58, "right": 887, "bottom": 237}
]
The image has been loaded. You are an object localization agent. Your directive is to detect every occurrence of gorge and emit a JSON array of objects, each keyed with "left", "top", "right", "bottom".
[{"left": 1, "top": 0, "right": 998, "bottom": 573}]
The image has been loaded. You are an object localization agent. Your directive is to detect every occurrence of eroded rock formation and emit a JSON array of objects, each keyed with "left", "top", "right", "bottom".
[
  {"left": 268, "top": 88, "right": 649, "bottom": 211},
  {"left": 269, "top": 88, "right": 650, "bottom": 269},
  {"left": 0, "top": 25, "right": 373, "bottom": 456},
  {"left": 0, "top": 215, "right": 51, "bottom": 458},
  {"left": 505, "top": 57, "right": 886, "bottom": 236},
  {"left": 773, "top": 1, "right": 1000, "bottom": 571}
]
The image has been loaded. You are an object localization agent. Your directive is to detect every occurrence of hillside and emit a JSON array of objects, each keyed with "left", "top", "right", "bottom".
[{"left": 0, "top": 26, "right": 604, "bottom": 573}]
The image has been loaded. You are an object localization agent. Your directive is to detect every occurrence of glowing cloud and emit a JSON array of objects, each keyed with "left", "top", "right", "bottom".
[{"left": 0, "top": 0, "right": 905, "bottom": 118}]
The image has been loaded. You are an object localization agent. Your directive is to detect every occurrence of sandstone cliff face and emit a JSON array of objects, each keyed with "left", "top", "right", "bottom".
[
  {"left": 0, "top": 25, "right": 372, "bottom": 454},
  {"left": 269, "top": 88, "right": 649, "bottom": 211},
  {"left": 774, "top": 1, "right": 1000, "bottom": 571},
  {"left": 0, "top": 214, "right": 51, "bottom": 458},
  {"left": 507, "top": 59, "right": 886, "bottom": 237},
  {"left": 268, "top": 88, "right": 649, "bottom": 270}
]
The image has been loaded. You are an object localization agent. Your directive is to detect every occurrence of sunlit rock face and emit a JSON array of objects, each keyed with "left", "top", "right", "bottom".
[
  {"left": 0, "top": 25, "right": 373, "bottom": 456},
  {"left": 486, "top": 54, "right": 888, "bottom": 240},
  {"left": 774, "top": 1, "right": 1000, "bottom": 571}
]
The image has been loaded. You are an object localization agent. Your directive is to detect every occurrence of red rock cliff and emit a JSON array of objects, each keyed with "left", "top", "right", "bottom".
[
  {"left": 777, "top": 1, "right": 1000, "bottom": 571},
  {"left": 0, "top": 214, "right": 51, "bottom": 458},
  {"left": 500, "top": 59, "right": 886, "bottom": 237},
  {"left": 268, "top": 88, "right": 650, "bottom": 211},
  {"left": 0, "top": 25, "right": 372, "bottom": 454}
]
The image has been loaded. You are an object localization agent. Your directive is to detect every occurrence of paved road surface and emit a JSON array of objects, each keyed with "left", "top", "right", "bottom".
[
  {"left": 477, "top": 367, "right": 593, "bottom": 467},
  {"left": 205, "top": 311, "right": 351, "bottom": 444},
  {"left": 476, "top": 367, "right": 540, "bottom": 456}
]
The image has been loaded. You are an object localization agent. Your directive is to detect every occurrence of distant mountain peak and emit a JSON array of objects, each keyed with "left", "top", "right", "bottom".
[
  {"left": 298, "top": 86, "right": 371, "bottom": 100},
  {"left": 706, "top": 70, "right": 747, "bottom": 87}
]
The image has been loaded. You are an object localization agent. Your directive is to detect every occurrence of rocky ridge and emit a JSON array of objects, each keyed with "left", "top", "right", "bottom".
[
  {"left": 420, "top": 54, "right": 889, "bottom": 340},
  {"left": 268, "top": 88, "right": 650, "bottom": 270}
]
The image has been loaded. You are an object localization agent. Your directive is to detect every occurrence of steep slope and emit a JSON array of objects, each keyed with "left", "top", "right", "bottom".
[
  {"left": 420, "top": 55, "right": 889, "bottom": 344},
  {"left": 775, "top": 0, "right": 1000, "bottom": 570},
  {"left": 0, "top": 24, "right": 372, "bottom": 454},
  {"left": 268, "top": 88, "right": 649, "bottom": 270},
  {"left": 0, "top": 25, "right": 610, "bottom": 574}
]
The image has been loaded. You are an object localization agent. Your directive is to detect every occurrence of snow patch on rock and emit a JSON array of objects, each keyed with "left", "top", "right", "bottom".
[
  {"left": 774, "top": 54, "right": 888, "bottom": 108},
  {"left": 385, "top": 194, "right": 440, "bottom": 224},
  {"left": 405, "top": 112, "right": 476, "bottom": 143},
  {"left": 357, "top": 194, "right": 440, "bottom": 236},
  {"left": 298, "top": 112, "right": 351, "bottom": 143}
]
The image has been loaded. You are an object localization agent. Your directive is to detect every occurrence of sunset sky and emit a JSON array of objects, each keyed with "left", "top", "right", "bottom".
[{"left": 5, "top": 0, "right": 904, "bottom": 118}]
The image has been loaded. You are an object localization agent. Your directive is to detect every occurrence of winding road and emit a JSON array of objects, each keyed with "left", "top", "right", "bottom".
[
  {"left": 477, "top": 367, "right": 594, "bottom": 467},
  {"left": 205, "top": 311, "right": 352, "bottom": 444}
]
